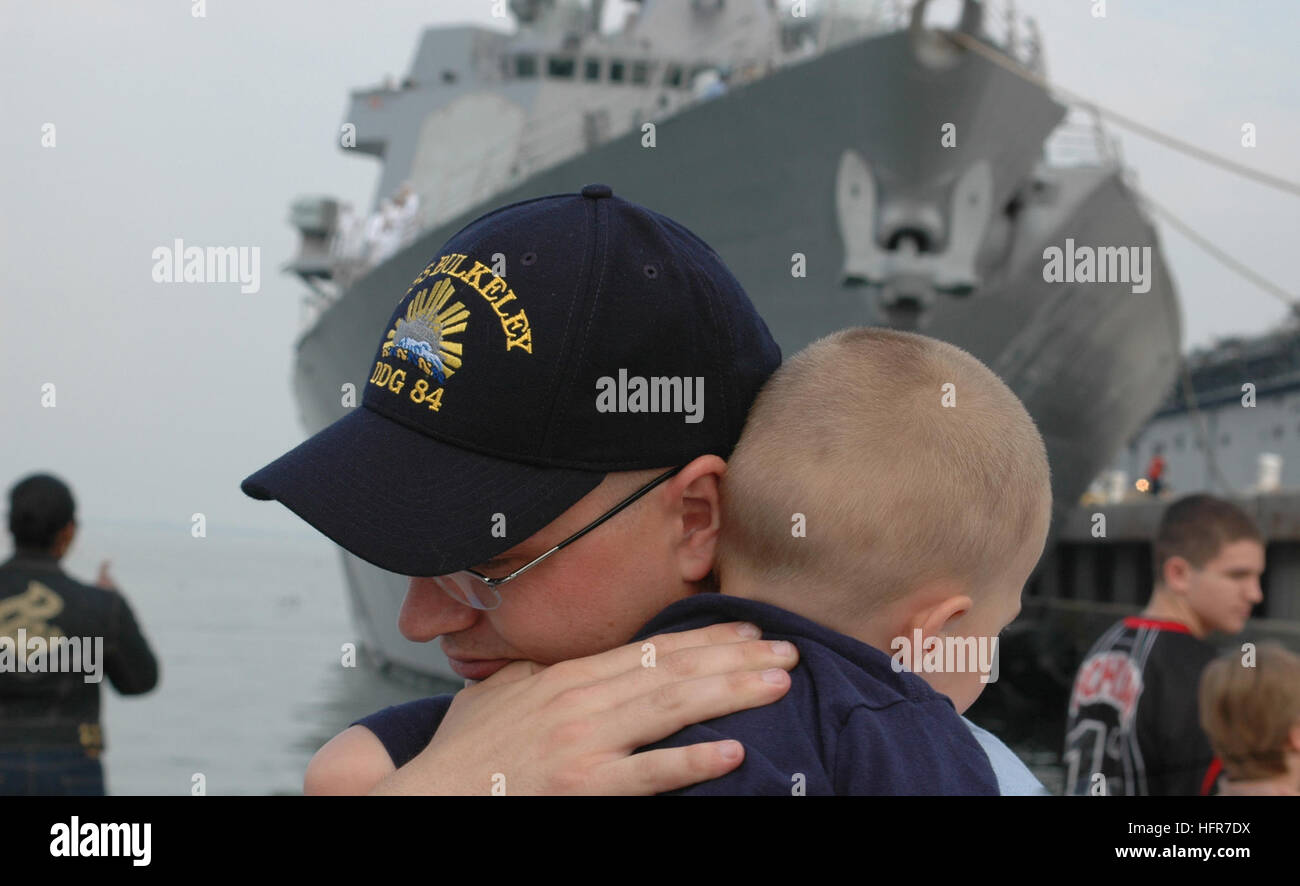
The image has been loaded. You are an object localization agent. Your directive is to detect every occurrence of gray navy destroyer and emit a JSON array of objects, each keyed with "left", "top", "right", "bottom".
[{"left": 286, "top": 0, "right": 1181, "bottom": 681}]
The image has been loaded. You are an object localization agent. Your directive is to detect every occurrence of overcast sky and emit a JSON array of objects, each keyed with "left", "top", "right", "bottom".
[{"left": 1, "top": 0, "right": 1296, "bottom": 534}]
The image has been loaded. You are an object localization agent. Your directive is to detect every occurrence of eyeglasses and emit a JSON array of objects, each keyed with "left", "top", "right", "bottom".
[{"left": 432, "top": 466, "right": 683, "bottom": 610}]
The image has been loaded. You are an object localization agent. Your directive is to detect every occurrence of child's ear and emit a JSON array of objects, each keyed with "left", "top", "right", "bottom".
[
  {"left": 914, "top": 581, "right": 972, "bottom": 637},
  {"left": 671, "top": 455, "right": 726, "bottom": 582}
]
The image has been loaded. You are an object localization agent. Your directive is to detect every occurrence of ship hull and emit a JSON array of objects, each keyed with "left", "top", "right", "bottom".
[{"left": 294, "top": 29, "right": 1181, "bottom": 680}]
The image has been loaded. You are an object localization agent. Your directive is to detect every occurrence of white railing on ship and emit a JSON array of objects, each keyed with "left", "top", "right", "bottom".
[
  {"left": 1045, "top": 104, "right": 1123, "bottom": 170},
  {"left": 971, "top": 0, "right": 1044, "bottom": 74},
  {"left": 819, "top": 0, "right": 1044, "bottom": 73}
]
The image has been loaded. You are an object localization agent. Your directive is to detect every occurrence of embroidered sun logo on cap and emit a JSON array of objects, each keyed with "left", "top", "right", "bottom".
[{"left": 382, "top": 277, "right": 467, "bottom": 382}]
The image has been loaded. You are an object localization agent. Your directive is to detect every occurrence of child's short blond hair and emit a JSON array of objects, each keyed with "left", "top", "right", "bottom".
[
  {"left": 717, "top": 327, "right": 1051, "bottom": 614},
  {"left": 1199, "top": 643, "right": 1300, "bottom": 781}
]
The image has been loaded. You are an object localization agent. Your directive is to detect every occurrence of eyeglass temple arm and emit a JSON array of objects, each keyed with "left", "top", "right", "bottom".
[{"left": 478, "top": 465, "right": 683, "bottom": 587}]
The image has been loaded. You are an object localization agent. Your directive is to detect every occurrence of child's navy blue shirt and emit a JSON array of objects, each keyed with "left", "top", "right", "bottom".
[
  {"left": 354, "top": 593, "right": 999, "bottom": 795},
  {"left": 631, "top": 593, "right": 999, "bottom": 795}
]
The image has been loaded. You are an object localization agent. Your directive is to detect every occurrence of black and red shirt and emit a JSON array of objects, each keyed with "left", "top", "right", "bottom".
[{"left": 1064, "top": 616, "right": 1221, "bottom": 796}]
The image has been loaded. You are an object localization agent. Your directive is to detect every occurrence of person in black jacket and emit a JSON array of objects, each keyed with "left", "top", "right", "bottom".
[{"left": 0, "top": 473, "right": 159, "bottom": 795}]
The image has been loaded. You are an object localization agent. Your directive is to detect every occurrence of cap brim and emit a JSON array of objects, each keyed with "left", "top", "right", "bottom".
[{"left": 241, "top": 407, "right": 605, "bottom": 576}]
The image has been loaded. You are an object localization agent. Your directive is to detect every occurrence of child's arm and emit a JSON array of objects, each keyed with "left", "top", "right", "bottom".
[{"left": 834, "top": 704, "right": 1000, "bottom": 795}]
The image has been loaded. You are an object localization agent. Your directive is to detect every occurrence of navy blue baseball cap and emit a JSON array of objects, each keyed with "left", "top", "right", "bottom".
[{"left": 241, "top": 184, "right": 780, "bottom": 576}]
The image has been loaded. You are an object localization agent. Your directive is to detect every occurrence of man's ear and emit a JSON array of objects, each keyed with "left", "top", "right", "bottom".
[
  {"left": 53, "top": 521, "right": 76, "bottom": 557},
  {"left": 1162, "top": 555, "right": 1193, "bottom": 594},
  {"left": 667, "top": 454, "right": 726, "bottom": 582}
]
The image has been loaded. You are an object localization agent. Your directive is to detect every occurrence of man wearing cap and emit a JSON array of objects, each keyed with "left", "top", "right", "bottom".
[
  {"left": 245, "top": 185, "right": 797, "bottom": 794},
  {"left": 245, "top": 185, "right": 1039, "bottom": 795}
]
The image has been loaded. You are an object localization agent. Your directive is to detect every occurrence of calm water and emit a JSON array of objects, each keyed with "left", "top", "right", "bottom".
[
  {"left": 39, "top": 523, "right": 457, "bottom": 796},
  {"left": 37, "top": 523, "right": 1061, "bottom": 795}
]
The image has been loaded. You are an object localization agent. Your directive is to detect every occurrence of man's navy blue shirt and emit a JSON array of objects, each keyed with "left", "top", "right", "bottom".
[{"left": 354, "top": 594, "right": 998, "bottom": 795}]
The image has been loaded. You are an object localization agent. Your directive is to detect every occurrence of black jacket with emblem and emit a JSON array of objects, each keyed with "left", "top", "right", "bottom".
[{"left": 0, "top": 550, "right": 159, "bottom": 752}]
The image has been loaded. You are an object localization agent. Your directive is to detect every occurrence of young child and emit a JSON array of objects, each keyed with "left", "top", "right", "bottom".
[
  {"left": 1199, "top": 643, "right": 1300, "bottom": 796},
  {"left": 635, "top": 326, "right": 1053, "bottom": 794}
]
